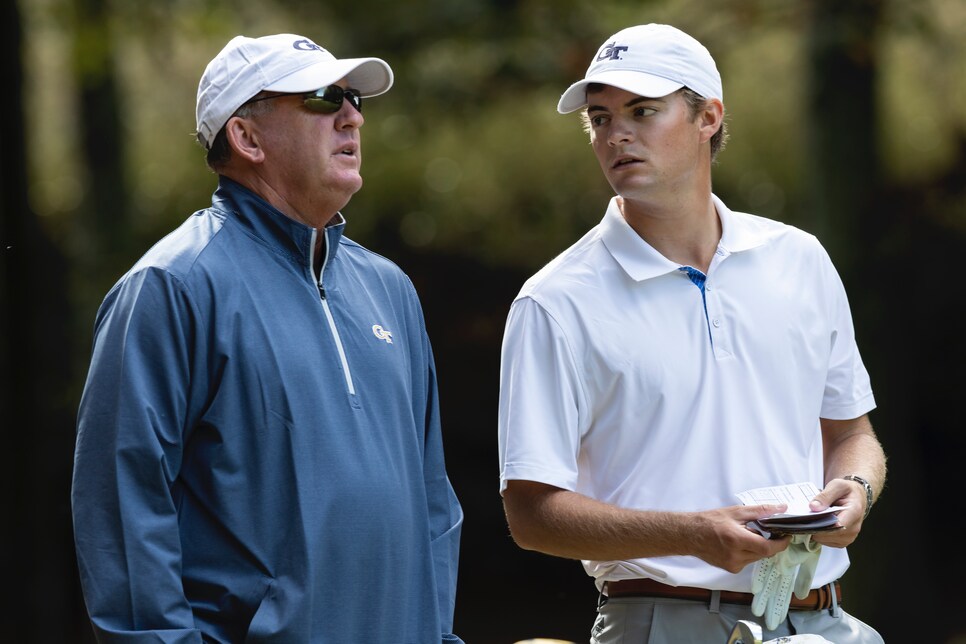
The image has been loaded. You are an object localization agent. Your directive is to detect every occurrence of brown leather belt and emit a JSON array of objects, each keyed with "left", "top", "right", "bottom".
[{"left": 605, "top": 578, "right": 842, "bottom": 611}]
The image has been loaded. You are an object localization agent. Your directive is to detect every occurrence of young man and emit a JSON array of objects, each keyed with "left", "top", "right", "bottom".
[
  {"left": 72, "top": 33, "right": 463, "bottom": 642},
  {"left": 498, "top": 24, "right": 885, "bottom": 643}
]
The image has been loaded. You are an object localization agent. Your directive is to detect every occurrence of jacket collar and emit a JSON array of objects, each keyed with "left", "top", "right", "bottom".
[
  {"left": 211, "top": 176, "right": 346, "bottom": 269},
  {"left": 600, "top": 194, "right": 767, "bottom": 282}
]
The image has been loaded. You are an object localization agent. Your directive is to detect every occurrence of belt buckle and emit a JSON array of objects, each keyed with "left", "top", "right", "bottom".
[{"left": 818, "top": 583, "right": 831, "bottom": 610}]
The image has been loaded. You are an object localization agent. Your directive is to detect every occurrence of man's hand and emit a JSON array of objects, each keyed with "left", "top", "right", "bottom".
[
  {"left": 813, "top": 415, "right": 886, "bottom": 548},
  {"left": 808, "top": 479, "right": 865, "bottom": 548},
  {"left": 690, "top": 504, "right": 791, "bottom": 573}
]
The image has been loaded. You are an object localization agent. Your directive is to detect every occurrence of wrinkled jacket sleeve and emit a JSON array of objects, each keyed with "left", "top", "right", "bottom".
[
  {"left": 417, "top": 312, "right": 464, "bottom": 643},
  {"left": 71, "top": 267, "right": 203, "bottom": 643}
]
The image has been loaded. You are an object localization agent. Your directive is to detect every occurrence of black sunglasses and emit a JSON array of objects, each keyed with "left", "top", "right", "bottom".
[{"left": 243, "top": 85, "right": 363, "bottom": 114}]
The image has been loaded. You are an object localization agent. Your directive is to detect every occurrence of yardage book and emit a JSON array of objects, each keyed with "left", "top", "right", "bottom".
[{"left": 737, "top": 482, "right": 844, "bottom": 537}]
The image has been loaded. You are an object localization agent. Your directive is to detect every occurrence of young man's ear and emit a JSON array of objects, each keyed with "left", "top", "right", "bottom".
[
  {"left": 698, "top": 98, "right": 724, "bottom": 144},
  {"left": 225, "top": 116, "right": 265, "bottom": 164}
]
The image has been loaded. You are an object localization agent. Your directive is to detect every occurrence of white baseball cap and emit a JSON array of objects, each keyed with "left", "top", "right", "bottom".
[
  {"left": 557, "top": 24, "right": 722, "bottom": 114},
  {"left": 196, "top": 33, "right": 394, "bottom": 148}
]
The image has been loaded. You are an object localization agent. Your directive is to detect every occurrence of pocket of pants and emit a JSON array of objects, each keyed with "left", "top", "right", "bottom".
[{"left": 592, "top": 598, "right": 656, "bottom": 644}]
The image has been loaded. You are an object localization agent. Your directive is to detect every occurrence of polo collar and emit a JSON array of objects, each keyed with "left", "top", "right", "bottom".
[
  {"left": 601, "top": 194, "right": 768, "bottom": 282},
  {"left": 713, "top": 194, "right": 769, "bottom": 255}
]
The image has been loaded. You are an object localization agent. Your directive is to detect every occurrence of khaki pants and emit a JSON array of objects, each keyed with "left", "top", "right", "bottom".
[{"left": 591, "top": 595, "right": 883, "bottom": 644}]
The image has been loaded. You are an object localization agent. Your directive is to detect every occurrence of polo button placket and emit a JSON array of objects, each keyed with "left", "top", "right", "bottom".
[
  {"left": 679, "top": 259, "right": 733, "bottom": 360},
  {"left": 704, "top": 267, "right": 733, "bottom": 360}
]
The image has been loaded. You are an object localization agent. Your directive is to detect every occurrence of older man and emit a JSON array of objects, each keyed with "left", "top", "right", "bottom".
[{"left": 72, "top": 33, "right": 463, "bottom": 643}]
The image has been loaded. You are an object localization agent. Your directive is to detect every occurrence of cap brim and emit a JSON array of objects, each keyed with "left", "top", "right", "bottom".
[
  {"left": 557, "top": 71, "right": 684, "bottom": 113},
  {"left": 265, "top": 57, "right": 393, "bottom": 97}
]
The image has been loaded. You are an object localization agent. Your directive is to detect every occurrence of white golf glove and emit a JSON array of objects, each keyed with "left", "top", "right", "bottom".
[{"left": 751, "top": 534, "right": 822, "bottom": 630}]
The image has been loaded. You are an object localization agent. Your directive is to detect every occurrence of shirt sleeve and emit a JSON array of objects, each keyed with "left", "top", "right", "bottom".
[
  {"left": 498, "top": 295, "right": 585, "bottom": 495},
  {"left": 818, "top": 248, "right": 876, "bottom": 420},
  {"left": 71, "top": 267, "right": 204, "bottom": 643}
]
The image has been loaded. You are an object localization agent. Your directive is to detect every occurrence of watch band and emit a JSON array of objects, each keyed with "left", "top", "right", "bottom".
[{"left": 842, "top": 475, "right": 874, "bottom": 520}]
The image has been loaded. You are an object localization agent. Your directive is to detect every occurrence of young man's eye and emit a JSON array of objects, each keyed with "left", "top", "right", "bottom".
[
  {"left": 634, "top": 107, "right": 657, "bottom": 117},
  {"left": 590, "top": 115, "right": 608, "bottom": 127}
]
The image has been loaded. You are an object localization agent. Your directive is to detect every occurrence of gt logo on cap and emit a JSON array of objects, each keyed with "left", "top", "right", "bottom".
[
  {"left": 293, "top": 39, "right": 325, "bottom": 52},
  {"left": 597, "top": 42, "right": 628, "bottom": 61}
]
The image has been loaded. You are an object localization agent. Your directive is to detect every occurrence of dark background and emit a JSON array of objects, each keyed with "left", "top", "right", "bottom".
[{"left": 3, "top": 0, "right": 965, "bottom": 641}]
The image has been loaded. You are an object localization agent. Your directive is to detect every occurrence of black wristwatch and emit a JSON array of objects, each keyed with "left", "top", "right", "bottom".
[{"left": 842, "top": 475, "right": 874, "bottom": 520}]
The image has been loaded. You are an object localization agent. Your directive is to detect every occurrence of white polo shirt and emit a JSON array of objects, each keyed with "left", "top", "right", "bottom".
[{"left": 498, "top": 195, "right": 875, "bottom": 592}]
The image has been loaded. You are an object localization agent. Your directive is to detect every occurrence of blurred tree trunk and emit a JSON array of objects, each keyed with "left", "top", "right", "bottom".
[
  {"left": 0, "top": 0, "right": 85, "bottom": 641},
  {"left": 73, "top": 0, "right": 130, "bottom": 279},
  {"left": 804, "top": 0, "right": 883, "bottom": 273},
  {"left": 805, "top": 2, "right": 934, "bottom": 641}
]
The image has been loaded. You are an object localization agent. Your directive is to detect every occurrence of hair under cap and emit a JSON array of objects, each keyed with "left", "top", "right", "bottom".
[
  {"left": 196, "top": 33, "right": 393, "bottom": 148},
  {"left": 557, "top": 24, "right": 721, "bottom": 114}
]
